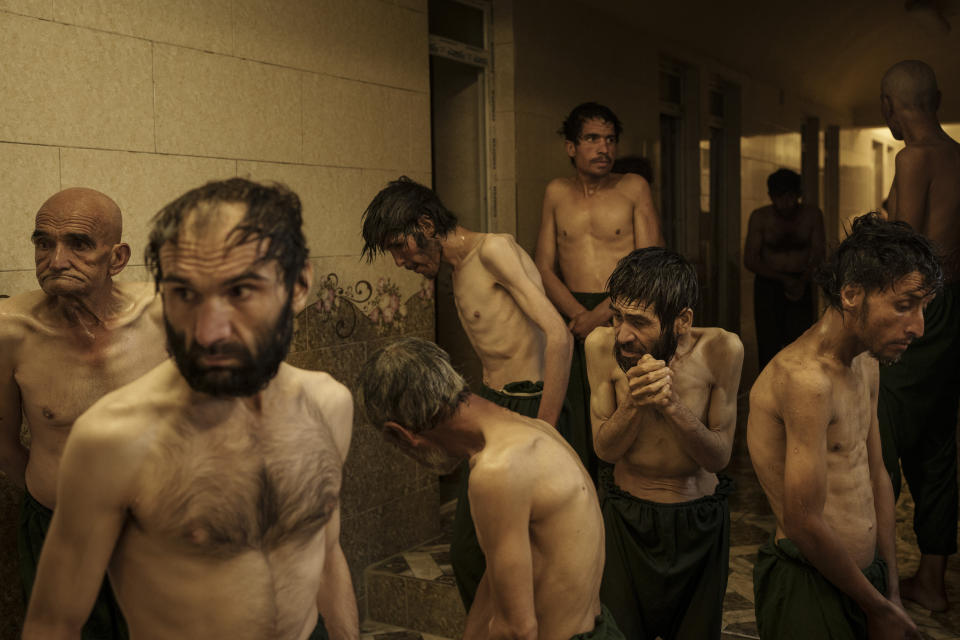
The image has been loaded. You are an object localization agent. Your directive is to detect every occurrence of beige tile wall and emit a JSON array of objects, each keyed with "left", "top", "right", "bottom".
[{"left": 0, "top": 1, "right": 432, "bottom": 633}]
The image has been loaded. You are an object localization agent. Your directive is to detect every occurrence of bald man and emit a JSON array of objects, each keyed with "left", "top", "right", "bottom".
[
  {"left": 879, "top": 59, "right": 960, "bottom": 611},
  {"left": 0, "top": 188, "right": 167, "bottom": 637}
]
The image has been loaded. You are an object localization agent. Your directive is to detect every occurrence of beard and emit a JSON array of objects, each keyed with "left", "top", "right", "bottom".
[
  {"left": 165, "top": 296, "right": 294, "bottom": 397},
  {"left": 614, "top": 325, "right": 679, "bottom": 373}
]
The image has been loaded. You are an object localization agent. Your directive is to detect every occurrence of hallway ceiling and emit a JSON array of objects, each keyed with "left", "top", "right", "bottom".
[{"left": 580, "top": 0, "right": 960, "bottom": 125}]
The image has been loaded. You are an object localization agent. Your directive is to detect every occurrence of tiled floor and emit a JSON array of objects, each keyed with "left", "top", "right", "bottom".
[{"left": 363, "top": 414, "right": 960, "bottom": 640}]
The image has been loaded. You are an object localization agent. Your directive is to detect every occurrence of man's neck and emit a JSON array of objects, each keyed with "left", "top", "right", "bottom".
[
  {"left": 47, "top": 281, "right": 127, "bottom": 332},
  {"left": 426, "top": 394, "right": 496, "bottom": 459},
  {"left": 440, "top": 226, "right": 481, "bottom": 269},
  {"left": 900, "top": 113, "right": 948, "bottom": 145},
  {"left": 574, "top": 171, "right": 611, "bottom": 197},
  {"left": 814, "top": 308, "right": 866, "bottom": 367}
]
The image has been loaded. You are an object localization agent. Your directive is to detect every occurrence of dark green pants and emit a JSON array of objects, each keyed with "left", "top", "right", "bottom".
[
  {"left": 565, "top": 291, "right": 608, "bottom": 481},
  {"left": 599, "top": 468, "right": 732, "bottom": 640},
  {"left": 878, "top": 280, "right": 960, "bottom": 556},
  {"left": 753, "top": 537, "right": 887, "bottom": 640},
  {"left": 450, "top": 381, "right": 572, "bottom": 609},
  {"left": 19, "top": 488, "right": 129, "bottom": 640},
  {"left": 570, "top": 605, "right": 626, "bottom": 640}
]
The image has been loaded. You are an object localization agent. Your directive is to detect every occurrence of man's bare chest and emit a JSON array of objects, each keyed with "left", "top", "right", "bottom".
[
  {"left": 556, "top": 198, "right": 634, "bottom": 243},
  {"left": 452, "top": 269, "right": 524, "bottom": 334},
  {"left": 135, "top": 419, "right": 341, "bottom": 557}
]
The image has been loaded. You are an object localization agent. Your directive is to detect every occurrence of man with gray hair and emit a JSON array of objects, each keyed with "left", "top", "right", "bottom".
[
  {"left": 879, "top": 59, "right": 960, "bottom": 611},
  {"left": 358, "top": 337, "right": 621, "bottom": 640}
]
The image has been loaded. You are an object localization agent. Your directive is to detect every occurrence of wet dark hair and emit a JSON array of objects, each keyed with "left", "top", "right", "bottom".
[
  {"left": 361, "top": 176, "right": 458, "bottom": 262},
  {"left": 767, "top": 168, "right": 802, "bottom": 196},
  {"left": 606, "top": 247, "right": 699, "bottom": 327},
  {"left": 358, "top": 337, "right": 470, "bottom": 434},
  {"left": 613, "top": 155, "right": 654, "bottom": 184},
  {"left": 559, "top": 102, "right": 623, "bottom": 143},
  {"left": 815, "top": 212, "right": 942, "bottom": 311},
  {"left": 145, "top": 178, "right": 308, "bottom": 293}
]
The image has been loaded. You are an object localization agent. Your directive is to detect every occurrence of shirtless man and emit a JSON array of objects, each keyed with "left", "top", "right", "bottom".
[
  {"left": 23, "top": 179, "right": 358, "bottom": 640},
  {"left": 357, "top": 337, "right": 621, "bottom": 640},
  {"left": 361, "top": 176, "right": 572, "bottom": 609},
  {"left": 879, "top": 59, "right": 960, "bottom": 611},
  {"left": 585, "top": 247, "right": 743, "bottom": 639},
  {"left": 748, "top": 213, "right": 935, "bottom": 639},
  {"left": 744, "top": 168, "right": 826, "bottom": 370},
  {"left": 0, "top": 187, "right": 167, "bottom": 637},
  {"left": 536, "top": 102, "right": 663, "bottom": 479}
]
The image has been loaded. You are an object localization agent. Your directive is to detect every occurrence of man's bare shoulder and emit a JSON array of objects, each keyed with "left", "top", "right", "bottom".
[
  {"left": 280, "top": 364, "right": 353, "bottom": 459},
  {"left": 696, "top": 327, "right": 743, "bottom": 358},
  {"left": 748, "top": 204, "right": 775, "bottom": 223},
  {"left": 613, "top": 172, "right": 651, "bottom": 198},
  {"left": 755, "top": 346, "right": 834, "bottom": 413},
  {"left": 0, "top": 289, "right": 51, "bottom": 327},
  {"left": 545, "top": 176, "right": 576, "bottom": 197},
  {"left": 584, "top": 325, "right": 614, "bottom": 357},
  {"left": 476, "top": 232, "right": 530, "bottom": 271}
]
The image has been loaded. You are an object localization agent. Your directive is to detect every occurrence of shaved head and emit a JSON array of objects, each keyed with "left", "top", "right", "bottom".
[
  {"left": 882, "top": 60, "right": 940, "bottom": 113},
  {"left": 36, "top": 187, "right": 123, "bottom": 245}
]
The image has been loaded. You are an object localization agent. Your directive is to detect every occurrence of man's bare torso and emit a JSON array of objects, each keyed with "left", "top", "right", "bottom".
[
  {"left": 93, "top": 362, "right": 346, "bottom": 640},
  {"left": 591, "top": 326, "right": 727, "bottom": 502},
  {"left": 747, "top": 348, "right": 878, "bottom": 569},
  {"left": 549, "top": 174, "right": 647, "bottom": 292},
  {"left": 470, "top": 413, "right": 603, "bottom": 639},
  {"left": 888, "top": 138, "right": 960, "bottom": 280},
  {"left": 0, "top": 281, "right": 166, "bottom": 507},
  {"left": 452, "top": 234, "right": 546, "bottom": 389},
  {"left": 751, "top": 204, "right": 822, "bottom": 275}
]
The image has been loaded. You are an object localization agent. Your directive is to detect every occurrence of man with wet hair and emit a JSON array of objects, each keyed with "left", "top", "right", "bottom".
[
  {"left": 744, "top": 168, "right": 826, "bottom": 370},
  {"left": 357, "top": 337, "right": 621, "bottom": 640},
  {"left": 748, "top": 213, "right": 938, "bottom": 639},
  {"left": 879, "top": 59, "right": 960, "bottom": 611},
  {"left": 536, "top": 102, "right": 664, "bottom": 481},
  {"left": 584, "top": 247, "right": 742, "bottom": 639},
  {"left": 361, "top": 176, "right": 572, "bottom": 609},
  {"left": 0, "top": 187, "right": 168, "bottom": 638},
  {"left": 23, "top": 178, "right": 358, "bottom": 640}
]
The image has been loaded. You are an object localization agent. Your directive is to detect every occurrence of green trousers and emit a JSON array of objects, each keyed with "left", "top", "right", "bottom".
[
  {"left": 878, "top": 280, "right": 960, "bottom": 555},
  {"left": 753, "top": 537, "right": 887, "bottom": 640},
  {"left": 564, "top": 291, "right": 608, "bottom": 481},
  {"left": 599, "top": 468, "right": 732, "bottom": 640}
]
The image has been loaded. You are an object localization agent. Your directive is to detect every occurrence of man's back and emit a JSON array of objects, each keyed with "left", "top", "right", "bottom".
[
  {"left": 889, "top": 137, "right": 960, "bottom": 278},
  {"left": 0, "top": 281, "right": 166, "bottom": 507},
  {"left": 53, "top": 361, "right": 350, "bottom": 640},
  {"left": 469, "top": 412, "right": 604, "bottom": 640}
]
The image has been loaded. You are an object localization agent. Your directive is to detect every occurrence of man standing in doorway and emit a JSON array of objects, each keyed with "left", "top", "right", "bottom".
[
  {"left": 744, "top": 168, "right": 826, "bottom": 371},
  {"left": 879, "top": 59, "right": 960, "bottom": 611},
  {"left": 361, "top": 177, "right": 572, "bottom": 610},
  {"left": 536, "top": 102, "right": 664, "bottom": 480}
]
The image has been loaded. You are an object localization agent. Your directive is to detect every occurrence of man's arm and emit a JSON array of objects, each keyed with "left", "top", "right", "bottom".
[
  {"left": 624, "top": 333, "right": 743, "bottom": 472},
  {"left": 314, "top": 376, "right": 359, "bottom": 640},
  {"left": 534, "top": 181, "right": 591, "bottom": 321},
  {"left": 626, "top": 174, "right": 664, "bottom": 249},
  {"left": 744, "top": 209, "right": 779, "bottom": 280},
  {"left": 463, "top": 461, "right": 537, "bottom": 640},
  {"left": 585, "top": 329, "right": 641, "bottom": 463},
  {"left": 865, "top": 364, "right": 901, "bottom": 605},
  {"left": 0, "top": 307, "right": 28, "bottom": 487},
  {"left": 889, "top": 147, "right": 930, "bottom": 233},
  {"left": 23, "top": 414, "right": 137, "bottom": 639},
  {"left": 779, "top": 370, "right": 917, "bottom": 639},
  {"left": 482, "top": 236, "right": 572, "bottom": 427}
]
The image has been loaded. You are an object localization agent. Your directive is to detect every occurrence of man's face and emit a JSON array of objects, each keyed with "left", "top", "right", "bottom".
[
  {"left": 854, "top": 272, "right": 933, "bottom": 365},
  {"left": 387, "top": 233, "right": 443, "bottom": 279},
  {"left": 610, "top": 298, "right": 679, "bottom": 371},
  {"left": 32, "top": 200, "right": 116, "bottom": 297},
  {"left": 159, "top": 202, "right": 295, "bottom": 397},
  {"left": 769, "top": 191, "right": 800, "bottom": 214},
  {"left": 567, "top": 118, "right": 617, "bottom": 178}
]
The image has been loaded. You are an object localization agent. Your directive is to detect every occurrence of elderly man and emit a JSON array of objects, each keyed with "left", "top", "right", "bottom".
[
  {"left": 585, "top": 247, "right": 742, "bottom": 639},
  {"left": 23, "top": 179, "right": 357, "bottom": 640},
  {"left": 361, "top": 176, "right": 572, "bottom": 608},
  {"left": 749, "top": 213, "right": 933, "bottom": 639},
  {"left": 1, "top": 187, "right": 167, "bottom": 638},
  {"left": 879, "top": 59, "right": 960, "bottom": 611},
  {"left": 358, "top": 337, "right": 621, "bottom": 640}
]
